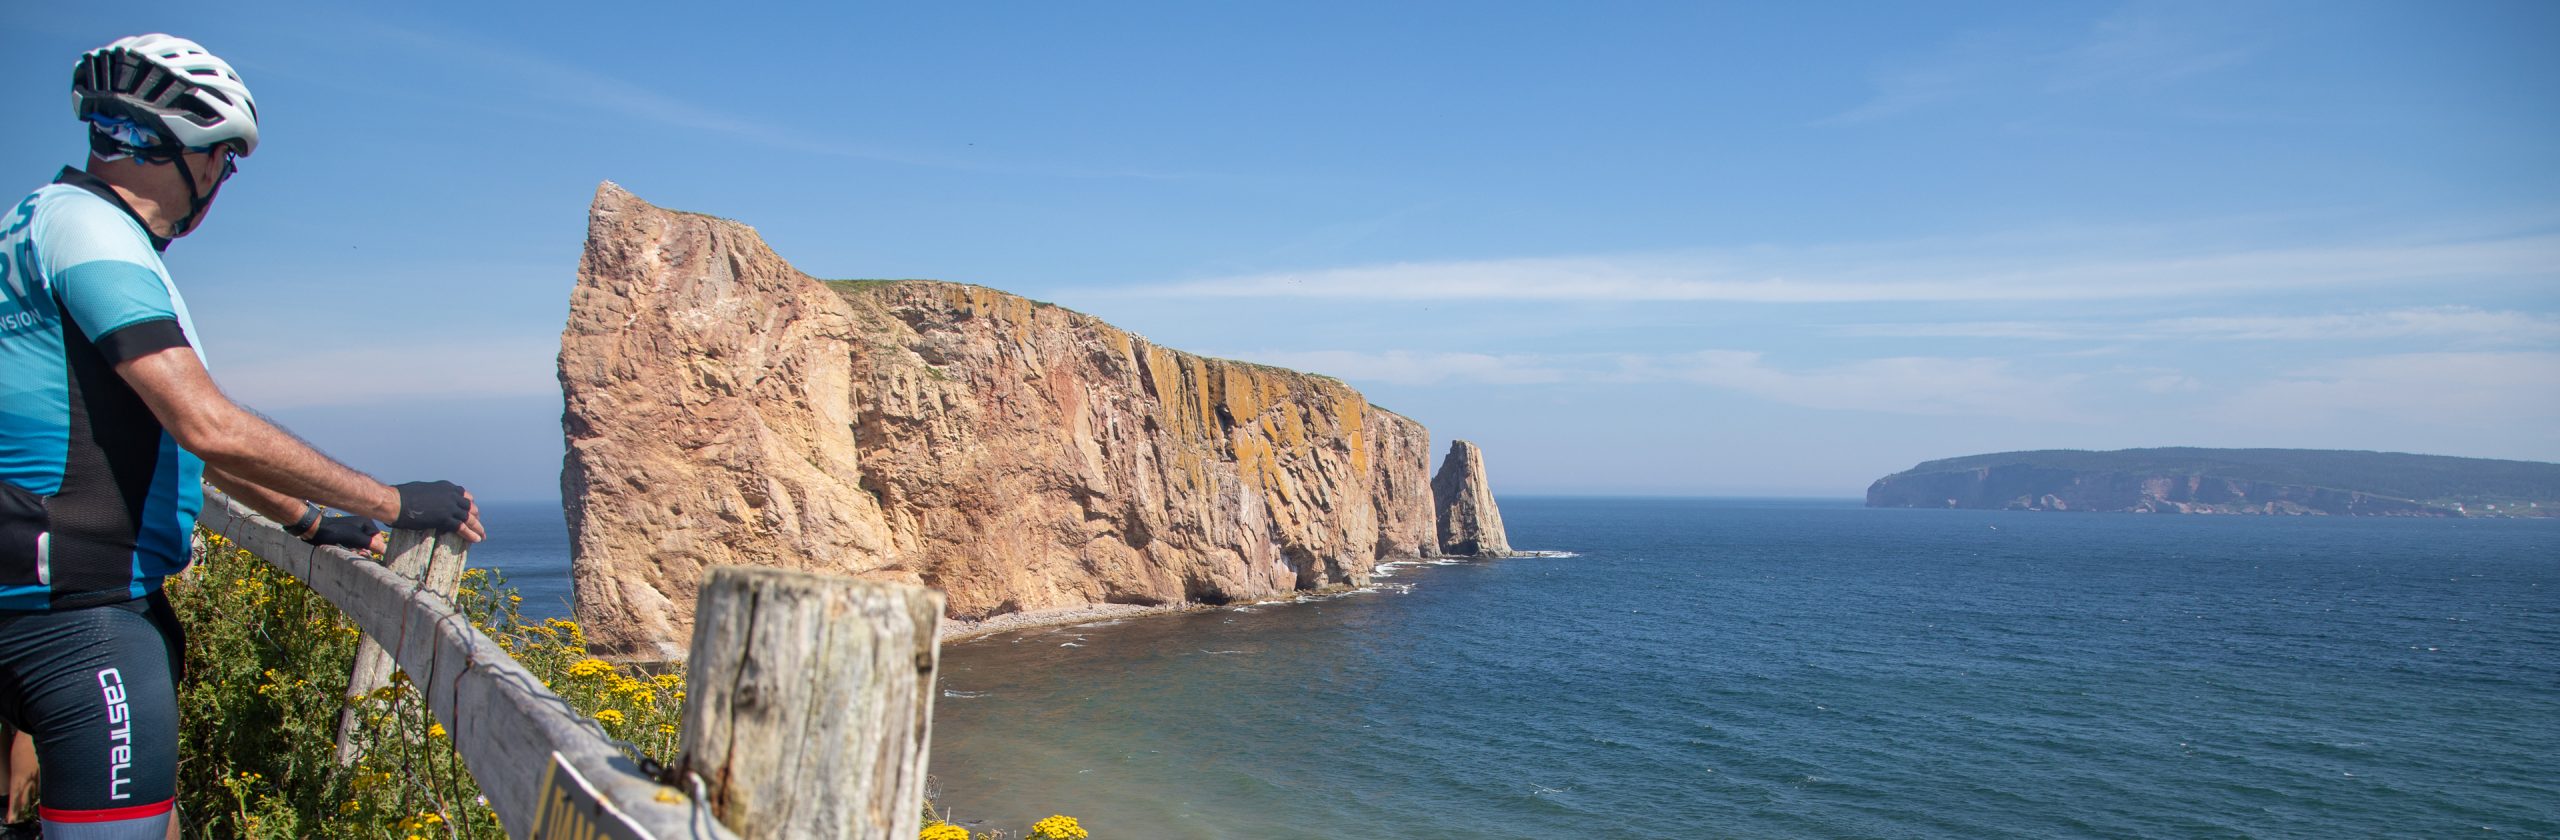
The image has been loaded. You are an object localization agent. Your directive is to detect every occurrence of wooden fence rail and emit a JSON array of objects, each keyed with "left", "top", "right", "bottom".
[{"left": 200, "top": 489, "right": 741, "bottom": 839}]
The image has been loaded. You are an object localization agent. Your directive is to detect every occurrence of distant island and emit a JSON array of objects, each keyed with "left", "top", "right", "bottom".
[{"left": 1866, "top": 448, "right": 2560, "bottom": 517}]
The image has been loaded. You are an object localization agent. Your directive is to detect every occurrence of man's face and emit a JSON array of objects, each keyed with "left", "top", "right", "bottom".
[{"left": 174, "top": 145, "right": 237, "bottom": 234}]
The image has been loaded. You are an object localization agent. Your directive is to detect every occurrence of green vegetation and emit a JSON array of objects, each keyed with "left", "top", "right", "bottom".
[
  {"left": 1895, "top": 447, "right": 2560, "bottom": 510},
  {"left": 169, "top": 532, "right": 682, "bottom": 838},
  {"left": 826, "top": 278, "right": 923, "bottom": 294},
  {"left": 164, "top": 533, "right": 1086, "bottom": 838}
]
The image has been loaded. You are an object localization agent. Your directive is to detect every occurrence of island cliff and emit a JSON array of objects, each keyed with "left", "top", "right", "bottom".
[
  {"left": 560, "top": 183, "right": 1449, "bottom": 657},
  {"left": 1867, "top": 448, "right": 2560, "bottom": 517}
]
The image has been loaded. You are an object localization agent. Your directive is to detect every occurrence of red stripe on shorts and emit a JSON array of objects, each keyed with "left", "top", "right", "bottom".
[{"left": 41, "top": 797, "right": 175, "bottom": 823}]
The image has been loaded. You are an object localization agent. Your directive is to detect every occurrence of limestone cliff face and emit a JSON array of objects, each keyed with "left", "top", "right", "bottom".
[
  {"left": 838, "top": 282, "right": 1438, "bottom": 620},
  {"left": 560, "top": 184, "right": 1441, "bottom": 656},
  {"left": 1431, "top": 440, "right": 1511, "bottom": 556},
  {"left": 1865, "top": 465, "right": 2457, "bottom": 516},
  {"left": 1367, "top": 411, "right": 1440, "bottom": 559},
  {"left": 560, "top": 183, "right": 899, "bottom": 658}
]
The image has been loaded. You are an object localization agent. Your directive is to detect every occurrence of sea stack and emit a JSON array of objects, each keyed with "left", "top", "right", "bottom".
[
  {"left": 559, "top": 183, "right": 1441, "bottom": 657},
  {"left": 1431, "top": 440, "right": 1510, "bottom": 557}
]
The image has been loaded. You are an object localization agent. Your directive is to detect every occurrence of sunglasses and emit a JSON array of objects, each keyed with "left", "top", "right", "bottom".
[
  {"left": 149, "top": 144, "right": 239, "bottom": 184},
  {"left": 196, "top": 145, "right": 239, "bottom": 185}
]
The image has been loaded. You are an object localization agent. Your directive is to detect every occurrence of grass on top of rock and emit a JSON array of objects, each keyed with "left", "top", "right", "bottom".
[{"left": 826, "top": 278, "right": 933, "bottom": 293}]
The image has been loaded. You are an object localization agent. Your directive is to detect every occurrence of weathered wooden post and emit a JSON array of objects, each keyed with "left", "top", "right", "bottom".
[
  {"left": 334, "top": 526, "right": 469, "bottom": 764},
  {"left": 678, "top": 566, "right": 944, "bottom": 839}
]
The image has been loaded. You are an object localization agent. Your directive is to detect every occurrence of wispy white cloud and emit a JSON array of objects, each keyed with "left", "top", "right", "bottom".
[
  {"left": 1631, "top": 351, "right": 2091, "bottom": 421},
  {"left": 308, "top": 17, "right": 1205, "bottom": 181},
  {"left": 1224, "top": 348, "right": 2091, "bottom": 420},
  {"left": 1131, "top": 234, "right": 2560, "bottom": 303},
  {"left": 2048, "top": 4, "right": 2253, "bottom": 92},
  {"left": 1225, "top": 350, "right": 1570, "bottom": 386},
  {"left": 1816, "top": 32, "right": 2021, "bottom": 126},
  {"left": 1842, "top": 307, "right": 2560, "bottom": 344},
  {"left": 370, "top": 22, "right": 976, "bottom": 168},
  {"left": 2218, "top": 352, "right": 2560, "bottom": 430},
  {"left": 1819, "top": 2, "right": 2253, "bottom": 125}
]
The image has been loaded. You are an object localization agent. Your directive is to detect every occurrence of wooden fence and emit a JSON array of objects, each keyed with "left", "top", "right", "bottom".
[{"left": 199, "top": 489, "right": 943, "bottom": 839}]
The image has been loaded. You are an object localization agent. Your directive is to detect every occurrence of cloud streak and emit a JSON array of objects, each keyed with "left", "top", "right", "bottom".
[
  {"left": 1131, "top": 234, "right": 2560, "bottom": 304},
  {"left": 1637, "top": 351, "right": 2092, "bottom": 421},
  {"left": 1819, "top": 3, "right": 2254, "bottom": 125},
  {"left": 314, "top": 17, "right": 1208, "bottom": 181},
  {"left": 2218, "top": 352, "right": 2560, "bottom": 433},
  {"left": 1224, "top": 349, "right": 2091, "bottom": 421},
  {"left": 1224, "top": 350, "right": 1570, "bottom": 386},
  {"left": 1840, "top": 307, "right": 2560, "bottom": 344}
]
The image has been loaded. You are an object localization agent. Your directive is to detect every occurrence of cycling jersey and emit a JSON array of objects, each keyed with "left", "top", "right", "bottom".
[{"left": 0, "top": 168, "right": 207, "bottom": 612}]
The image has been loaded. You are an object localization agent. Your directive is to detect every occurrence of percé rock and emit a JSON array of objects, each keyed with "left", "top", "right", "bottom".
[
  {"left": 1865, "top": 448, "right": 2560, "bottom": 517},
  {"left": 559, "top": 185, "right": 898, "bottom": 659},
  {"left": 1430, "top": 440, "right": 1510, "bottom": 556},
  {"left": 560, "top": 183, "right": 1442, "bottom": 657}
]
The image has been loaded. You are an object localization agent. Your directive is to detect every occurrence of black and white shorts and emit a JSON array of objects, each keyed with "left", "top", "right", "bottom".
[{"left": 0, "top": 592, "right": 183, "bottom": 838}]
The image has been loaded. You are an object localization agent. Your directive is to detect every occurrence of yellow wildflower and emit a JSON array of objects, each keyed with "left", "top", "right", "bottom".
[
  {"left": 594, "top": 709, "right": 626, "bottom": 725},
  {"left": 1030, "top": 814, "right": 1088, "bottom": 840}
]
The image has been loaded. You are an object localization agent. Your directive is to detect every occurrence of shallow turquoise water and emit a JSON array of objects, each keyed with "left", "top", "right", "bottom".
[{"left": 924, "top": 498, "right": 2560, "bottom": 839}]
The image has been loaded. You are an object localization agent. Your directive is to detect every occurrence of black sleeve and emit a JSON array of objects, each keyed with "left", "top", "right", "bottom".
[{"left": 91, "top": 318, "right": 191, "bottom": 365}]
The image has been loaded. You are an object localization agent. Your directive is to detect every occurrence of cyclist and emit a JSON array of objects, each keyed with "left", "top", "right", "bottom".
[{"left": 0, "top": 34, "right": 485, "bottom": 838}]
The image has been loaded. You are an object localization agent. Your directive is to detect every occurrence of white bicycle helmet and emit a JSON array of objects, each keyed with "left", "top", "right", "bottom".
[{"left": 72, "top": 34, "right": 259, "bottom": 157}]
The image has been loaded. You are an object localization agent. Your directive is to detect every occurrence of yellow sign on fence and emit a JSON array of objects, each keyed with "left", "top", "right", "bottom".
[{"left": 529, "top": 752, "right": 657, "bottom": 840}]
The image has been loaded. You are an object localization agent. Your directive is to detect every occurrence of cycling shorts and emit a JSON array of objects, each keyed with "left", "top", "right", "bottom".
[{"left": 0, "top": 592, "right": 183, "bottom": 838}]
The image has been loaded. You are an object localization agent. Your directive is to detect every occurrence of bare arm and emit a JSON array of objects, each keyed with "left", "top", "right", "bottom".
[
  {"left": 202, "top": 464, "right": 312, "bottom": 530},
  {"left": 115, "top": 345, "right": 484, "bottom": 541},
  {"left": 205, "top": 465, "right": 390, "bottom": 554}
]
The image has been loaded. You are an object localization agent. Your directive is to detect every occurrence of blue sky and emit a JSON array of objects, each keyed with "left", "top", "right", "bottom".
[{"left": 5, "top": 1, "right": 2555, "bottom": 501}]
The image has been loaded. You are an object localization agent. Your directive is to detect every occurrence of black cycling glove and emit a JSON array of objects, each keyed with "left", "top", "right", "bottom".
[
  {"left": 301, "top": 515, "right": 381, "bottom": 552},
  {"left": 391, "top": 480, "right": 473, "bottom": 532}
]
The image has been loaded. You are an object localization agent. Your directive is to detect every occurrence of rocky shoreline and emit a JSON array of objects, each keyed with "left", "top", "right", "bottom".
[
  {"left": 937, "top": 578, "right": 1419, "bottom": 643},
  {"left": 938, "top": 602, "right": 1209, "bottom": 643}
]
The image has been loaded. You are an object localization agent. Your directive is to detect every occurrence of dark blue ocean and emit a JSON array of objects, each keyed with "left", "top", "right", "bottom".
[
  {"left": 473, "top": 498, "right": 2560, "bottom": 838},
  {"left": 467, "top": 501, "right": 578, "bottom": 622}
]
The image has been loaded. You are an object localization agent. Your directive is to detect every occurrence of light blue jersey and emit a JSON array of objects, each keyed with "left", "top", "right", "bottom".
[{"left": 0, "top": 169, "right": 206, "bottom": 611}]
